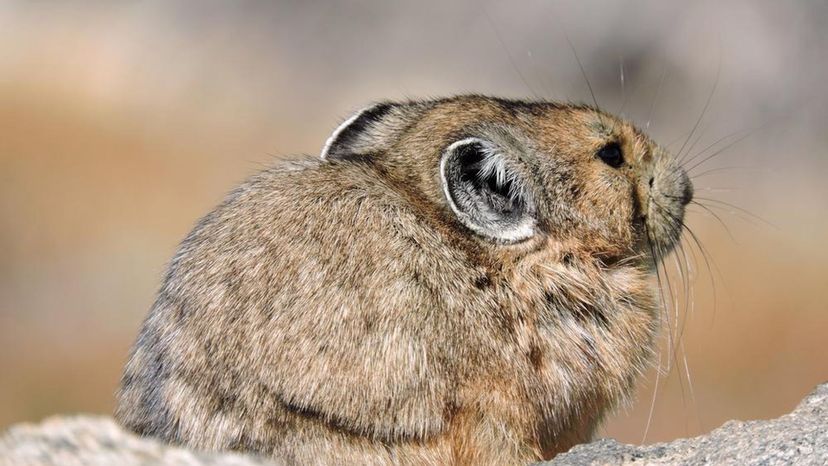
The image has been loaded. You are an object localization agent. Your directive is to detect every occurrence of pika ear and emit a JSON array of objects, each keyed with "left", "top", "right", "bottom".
[
  {"left": 321, "top": 102, "right": 421, "bottom": 160},
  {"left": 440, "top": 138, "right": 536, "bottom": 242}
]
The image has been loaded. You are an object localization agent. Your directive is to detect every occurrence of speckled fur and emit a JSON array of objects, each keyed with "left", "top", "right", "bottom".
[{"left": 116, "top": 95, "right": 691, "bottom": 465}]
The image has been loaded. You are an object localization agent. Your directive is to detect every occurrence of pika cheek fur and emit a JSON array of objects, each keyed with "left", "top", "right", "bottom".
[{"left": 116, "top": 95, "right": 693, "bottom": 465}]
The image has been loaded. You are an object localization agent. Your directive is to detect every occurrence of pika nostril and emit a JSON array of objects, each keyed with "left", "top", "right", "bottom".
[{"left": 648, "top": 177, "right": 654, "bottom": 188}]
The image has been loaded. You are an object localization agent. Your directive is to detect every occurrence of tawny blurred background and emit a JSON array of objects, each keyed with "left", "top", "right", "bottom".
[{"left": 1, "top": 0, "right": 826, "bottom": 444}]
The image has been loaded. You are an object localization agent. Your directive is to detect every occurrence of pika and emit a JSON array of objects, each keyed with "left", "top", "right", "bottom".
[{"left": 116, "top": 95, "right": 692, "bottom": 465}]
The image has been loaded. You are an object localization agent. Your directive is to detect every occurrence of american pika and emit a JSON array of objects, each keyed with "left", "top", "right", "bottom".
[{"left": 116, "top": 95, "right": 692, "bottom": 465}]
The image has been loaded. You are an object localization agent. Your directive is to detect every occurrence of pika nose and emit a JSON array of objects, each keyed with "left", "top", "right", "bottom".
[{"left": 681, "top": 180, "right": 694, "bottom": 205}]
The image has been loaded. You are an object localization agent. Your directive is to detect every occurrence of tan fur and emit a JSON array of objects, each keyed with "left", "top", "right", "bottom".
[{"left": 116, "top": 95, "right": 691, "bottom": 465}]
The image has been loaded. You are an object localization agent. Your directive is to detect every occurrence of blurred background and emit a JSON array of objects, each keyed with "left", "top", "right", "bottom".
[{"left": 1, "top": 0, "right": 826, "bottom": 445}]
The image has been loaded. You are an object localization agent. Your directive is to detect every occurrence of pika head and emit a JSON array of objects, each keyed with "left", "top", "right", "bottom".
[{"left": 117, "top": 95, "right": 692, "bottom": 465}]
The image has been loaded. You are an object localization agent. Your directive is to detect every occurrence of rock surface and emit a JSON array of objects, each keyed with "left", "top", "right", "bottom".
[
  {"left": 0, "top": 417, "right": 279, "bottom": 466},
  {"left": 1, "top": 383, "right": 826, "bottom": 465},
  {"left": 540, "top": 382, "right": 828, "bottom": 466}
]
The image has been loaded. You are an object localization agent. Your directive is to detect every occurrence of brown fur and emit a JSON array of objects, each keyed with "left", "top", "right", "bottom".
[{"left": 116, "top": 95, "right": 692, "bottom": 465}]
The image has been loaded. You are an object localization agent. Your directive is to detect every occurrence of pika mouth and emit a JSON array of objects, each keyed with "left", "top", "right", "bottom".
[{"left": 644, "top": 200, "right": 687, "bottom": 260}]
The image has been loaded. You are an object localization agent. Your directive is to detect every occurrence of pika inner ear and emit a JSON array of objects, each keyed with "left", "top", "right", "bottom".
[
  {"left": 321, "top": 102, "right": 421, "bottom": 160},
  {"left": 440, "top": 138, "right": 536, "bottom": 243}
]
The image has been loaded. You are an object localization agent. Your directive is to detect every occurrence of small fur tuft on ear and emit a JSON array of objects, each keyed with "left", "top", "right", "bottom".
[
  {"left": 320, "top": 102, "right": 423, "bottom": 160},
  {"left": 475, "top": 143, "right": 531, "bottom": 206},
  {"left": 440, "top": 138, "right": 536, "bottom": 243}
]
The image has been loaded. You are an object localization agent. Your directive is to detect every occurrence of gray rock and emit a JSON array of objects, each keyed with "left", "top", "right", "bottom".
[
  {"left": 0, "top": 416, "right": 279, "bottom": 466},
  {"left": 1, "top": 383, "right": 826, "bottom": 465},
  {"left": 541, "top": 382, "right": 828, "bottom": 466}
]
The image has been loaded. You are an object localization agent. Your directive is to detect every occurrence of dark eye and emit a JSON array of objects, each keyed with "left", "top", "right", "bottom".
[{"left": 596, "top": 143, "right": 624, "bottom": 168}]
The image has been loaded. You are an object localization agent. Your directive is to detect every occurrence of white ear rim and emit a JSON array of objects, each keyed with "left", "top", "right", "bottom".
[
  {"left": 320, "top": 107, "right": 371, "bottom": 160},
  {"left": 439, "top": 138, "right": 535, "bottom": 243}
]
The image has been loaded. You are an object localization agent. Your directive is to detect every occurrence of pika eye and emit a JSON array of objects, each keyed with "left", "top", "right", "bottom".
[{"left": 596, "top": 143, "right": 624, "bottom": 168}]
